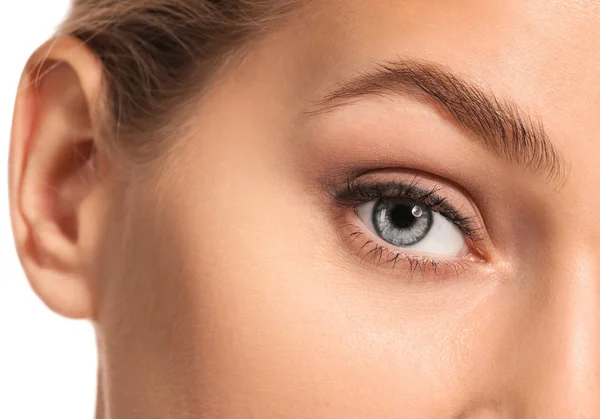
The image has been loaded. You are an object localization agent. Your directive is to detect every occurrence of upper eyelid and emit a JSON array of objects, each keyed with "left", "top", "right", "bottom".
[
  {"left": 307, "top": 58, "right": 568, "bottom": 187},
  {"left": 333, "top": 178, "right": 446, "bottom": 210},
  {"left": 332, "top": 176, "right": 436, "bottom": 202}
]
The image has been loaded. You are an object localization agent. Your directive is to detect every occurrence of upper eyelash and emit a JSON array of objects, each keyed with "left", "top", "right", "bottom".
[{"left": 331, "top": 176, "right": 483, "bottom": 242}]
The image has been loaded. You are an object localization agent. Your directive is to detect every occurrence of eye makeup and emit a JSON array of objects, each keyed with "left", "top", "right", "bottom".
[{"left": 325, "top": 170, "right": 490, "bottom": 277}]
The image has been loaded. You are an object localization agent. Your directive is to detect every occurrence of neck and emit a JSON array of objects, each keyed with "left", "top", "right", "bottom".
[{"left": 95, "top": 367, "right": 106, "bottom": 419}]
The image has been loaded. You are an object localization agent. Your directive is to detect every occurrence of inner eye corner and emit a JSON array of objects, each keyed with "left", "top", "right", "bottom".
[{"left": 463, "top": 235, "right": 491, "bottom": 263}]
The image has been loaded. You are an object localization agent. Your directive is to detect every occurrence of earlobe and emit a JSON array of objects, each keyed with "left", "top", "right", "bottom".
[{"left": 9, "top": 36, "right": 105, "bottom": 320}]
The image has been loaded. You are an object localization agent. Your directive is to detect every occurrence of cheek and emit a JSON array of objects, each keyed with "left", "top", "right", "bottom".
[
  {"left": 162, "top": 174, "right": 435, "bottom": 416},
  {"left": 88, "top": 139, "right": 510, "bottom": 417}
]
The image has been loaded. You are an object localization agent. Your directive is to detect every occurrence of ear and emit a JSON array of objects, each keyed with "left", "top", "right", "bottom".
[{"left": 9, "top": 36, "right": 105, "bottom": 319}]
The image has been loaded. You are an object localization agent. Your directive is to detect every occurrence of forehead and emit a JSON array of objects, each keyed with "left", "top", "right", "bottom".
[
  {"left": 249, "top": 0, "right": 599, "bottom": 177},
  {"left": 298, "top": 0, "right": 600, "bottom": 93}
]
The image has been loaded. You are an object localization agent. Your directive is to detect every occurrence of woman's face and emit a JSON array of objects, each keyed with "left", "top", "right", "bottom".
[{"left": 94, "top": 0, "right": 600, "bottom": 417}]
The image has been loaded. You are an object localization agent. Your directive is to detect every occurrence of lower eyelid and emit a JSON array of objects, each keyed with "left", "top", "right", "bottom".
[{"left": 335, "top": 219, "right": 480, "bottom": 278}]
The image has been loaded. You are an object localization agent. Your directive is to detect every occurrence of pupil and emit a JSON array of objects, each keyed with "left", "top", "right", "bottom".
[{"left": 390, "top": 203, "right": 416, "bottom": 229}]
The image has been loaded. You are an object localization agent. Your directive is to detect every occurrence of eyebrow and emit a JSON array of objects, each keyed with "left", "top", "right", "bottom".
[{"left": 308, "top": 58, "right": 568, "bottom": 185}]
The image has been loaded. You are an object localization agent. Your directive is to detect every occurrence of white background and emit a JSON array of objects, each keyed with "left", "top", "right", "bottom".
[{"left": 1, "top": 2, "right": 97, "bottom": 418}]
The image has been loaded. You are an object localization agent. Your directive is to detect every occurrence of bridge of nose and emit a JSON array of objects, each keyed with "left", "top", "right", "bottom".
[
  {"left": 451, "top": 234, "right": 600, "bottom": 418},
  {"left": 505, "top": 253, "right": 600, "bottom": 417}
]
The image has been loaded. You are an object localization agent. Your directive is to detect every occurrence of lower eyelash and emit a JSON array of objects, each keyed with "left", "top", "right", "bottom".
[{"left": 341, "top": 222, "right": 471, "bottom": 278}]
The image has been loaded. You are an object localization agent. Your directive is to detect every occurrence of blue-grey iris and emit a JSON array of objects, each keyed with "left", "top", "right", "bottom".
[{"left": 372, "top": 198, "right": 433, "bottom": 247}]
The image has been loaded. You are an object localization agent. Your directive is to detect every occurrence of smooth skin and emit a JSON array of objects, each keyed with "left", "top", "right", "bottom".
[{"left": 9, "top": 0, "right": 600, "bottom": 417}]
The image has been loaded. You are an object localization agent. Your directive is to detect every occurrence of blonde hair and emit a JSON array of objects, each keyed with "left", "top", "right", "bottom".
[{"left": 57, "top": 0, "right": 298, "bottom": 160}]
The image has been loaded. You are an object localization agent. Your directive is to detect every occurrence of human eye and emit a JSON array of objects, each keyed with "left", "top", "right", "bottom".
[
  {"left": 328, "top": 172, "right": 487, "bottom": 275},
  {"left": 356, "top": 196, "right": 465, "bottom": 258}
]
